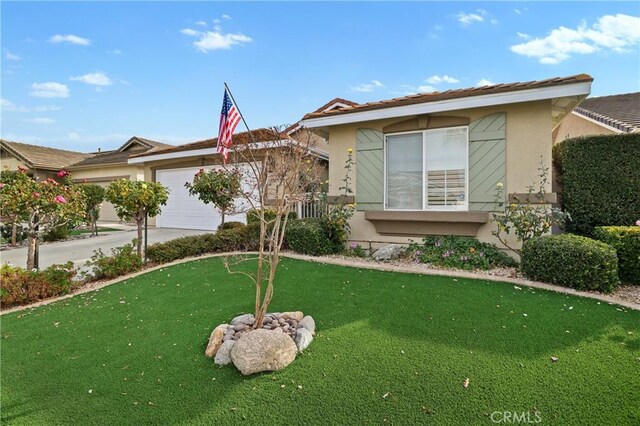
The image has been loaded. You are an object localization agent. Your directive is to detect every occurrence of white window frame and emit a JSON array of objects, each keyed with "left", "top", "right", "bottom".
[{"left": 384, "top": 126, "right": 469, "bottom": 212}]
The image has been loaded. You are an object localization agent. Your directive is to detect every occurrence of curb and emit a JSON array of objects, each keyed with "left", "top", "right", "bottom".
[{"left": 2, "top": 251, "right": 638, "bottom": 315}]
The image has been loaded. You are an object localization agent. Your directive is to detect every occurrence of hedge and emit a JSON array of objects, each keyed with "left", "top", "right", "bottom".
[
  {"left": 553, "top": 134, "right": 640, "bottom": 236},
  {"left": 593, "top": 226, "right": 640, "bottom": 284},
  {"left": 0, "top": 262, "right": 78, "bottom": 308},
  {"left": 284, "top": 218, "right": 342, "bottom": 256},
  {"left": 145, "top": 222, "right": 260, "bottom": 264},
  {"left": 521, "top": 234, "right": 619, "bottom": 293}
]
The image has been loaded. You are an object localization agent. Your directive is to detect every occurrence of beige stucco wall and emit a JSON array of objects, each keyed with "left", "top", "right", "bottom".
[
  {"left": 553, "top": 112, "right": 616, "bottom": 144},
  {"left": 324, "top": 100, "right": 554, "bottom": 250}
]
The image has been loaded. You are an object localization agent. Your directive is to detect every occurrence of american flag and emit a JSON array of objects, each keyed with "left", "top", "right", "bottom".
[{"left": 217, "top": 88, "right": 241, "bottom": 162}]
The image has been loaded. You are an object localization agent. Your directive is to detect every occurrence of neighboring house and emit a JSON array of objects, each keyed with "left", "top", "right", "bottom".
[
  {"left": 300, "top": 74, "right": 593, "bottom": 250},
  {"left": 68, "top": 136, "right": 173, "bottom": 222},
  {"left": 0, "top": 139, "right": 90, "bottom": 180},
  {"left": 127, "top": 127, "right": 328, "bottom": 231},
  {"left": 553, "top": 92, "right": 640, "bottom": 143}
]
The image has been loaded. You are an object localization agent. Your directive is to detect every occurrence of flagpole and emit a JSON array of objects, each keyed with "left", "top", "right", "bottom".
[{"left": 224, "top": 82, "right": 256, "bottom": 143}]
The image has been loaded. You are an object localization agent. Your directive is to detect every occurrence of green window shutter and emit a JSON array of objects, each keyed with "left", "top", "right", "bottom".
[
  {"left": 355, "top": 129, "right": 384, "bottom": 211},
  {"left": 468, "top": 113, "right": 506, "bottom": 212}
]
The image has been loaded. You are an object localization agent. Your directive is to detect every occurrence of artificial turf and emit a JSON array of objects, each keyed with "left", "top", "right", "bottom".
[{"left": 1, "top": 257, "right": 639, "bottom": 425}]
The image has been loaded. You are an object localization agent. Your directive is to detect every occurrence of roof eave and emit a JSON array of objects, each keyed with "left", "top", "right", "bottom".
[{"left": 301, "top": 81, "right": 592, "bottom": 128}]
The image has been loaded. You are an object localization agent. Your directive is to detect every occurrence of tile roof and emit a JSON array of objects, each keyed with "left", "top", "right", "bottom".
[
  {"left": 303, "top": 74, "right": 594, "bottom": 120},
  {"left": 0, "top": 139, "right": 91, "bottom": 170},
  {"left": 131, "top": 128, "right": 286, "bottom": 158},
  {"left": 70, "top": 136, "right": 173, "bottom": 167},
  {"left": 573, "top": 92, "right": 639, "bottom": 132}
]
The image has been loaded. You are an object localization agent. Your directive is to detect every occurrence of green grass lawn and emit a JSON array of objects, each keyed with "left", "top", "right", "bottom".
[{"left": 2, "top": 258, "right": 639, "bottom": 425}]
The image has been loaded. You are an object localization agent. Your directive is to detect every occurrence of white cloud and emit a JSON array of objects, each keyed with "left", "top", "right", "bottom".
[
  {"left": 457, "top": 12, "right": 484, "bottom": 25},
  {"left": 516, "top": 32, "right": 530, "bottom": 39},
  {"left": 417, "top": 85, "right": 437, "bottom": 93},
  {"left": 1, "top": 98, "right": 29, "bottom": 112},
  {"left": 107, "top": 49, "right": 123, "bottom": 54},
  {"left": 5, "top": 50, "right": 21, "bottom": 61},
  {"left": 70, "top": 72, "right": 113, "bottom": 86},
  {"left": 425, "top": 75, "right": 459, "bottom": 84},
  {"left": 49, "top": 34, "right": 91, "bottom": 46},
  {"left": 181, "top": 27, "right": 253, "bottom": 52},
  {"left": 30, "top": 82, "right": 70, "bottom": 98},
  {"left": 34, "top": 105, "right": 61, "bottom": 112},
  {"left": 511, "top": 14, "right": 640, "bottom": 64},
  {"left": 476, "top": 79, "right": 495, "bottom": 87},
  {"left": 350, "top": 80, "right": 385, "bottom": 93},
  {"left": 24, "top": 117, "right": 56, "bottom": 125},
  {"left": 68, "top": 132, "right": 80, "bottom": 140},
  {"left": 195, "top": 21, "right": 207, "bottom": 26},
  {"left": 222, "top": 14, "right": 232, "bottom": 20},
  {"left": 491, "top": 19, "right": 499, "bottom": 25}
]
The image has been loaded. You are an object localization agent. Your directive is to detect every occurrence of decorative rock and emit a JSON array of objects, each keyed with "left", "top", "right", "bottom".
[
  {"left": 298, "top": 316, "right": 316, "bottom": 336},
  {"left": 233, "top": 323, "right": 247, "bottom": 332},
  {"left": 373, "top": 244, "right": 405, "bottom": 261},
  {"left": 214, "top": 340, "right": 236, "bottom": 366},
  {"left": 205, "top": 324, "right": 229, "bottom": 358},
  {"left": 294, "top": 328, "right": 313, "bottom": 352},
  {"left": 231, "top": 329, "right": 297, "bottom": 375},
  {"left": 230, "top": 314, "right": 255, "bottom": 326},
  {"left": 281, "top": 311, "right": 304, "bottom": 322},
  {"left": 222, "top": 333, "right": 234, "bottom": 342}
]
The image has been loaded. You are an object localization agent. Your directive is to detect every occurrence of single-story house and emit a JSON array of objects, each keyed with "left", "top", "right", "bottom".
[
  {"left": 0, "top": 139, "right": 90, "bottom": 180},
  {"left": 127, "top": 127, "right": 329, "bottom": 230},
  {"left": 299, "top": 74, "right": 593, "bottom": 250},
  {"left": 68, "top": 136, "right": 173, "bottom": 221},
  {"left": 553, "top": 92, "right": 640, "bottom": 143}
]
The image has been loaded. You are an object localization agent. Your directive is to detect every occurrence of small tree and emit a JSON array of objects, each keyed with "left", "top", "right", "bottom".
[
  {"left": 184, "top": 168, "right": 242, "bottom": 227},
  {"left": 0, "top": 168, "right": 85, "bottom": 269},
  {"left": 223, "top": 126, "right": 324, "bottom": 327},
  {"left": 105, "top": 180, "right": 169, "bottom": 258},
  {"left": 81, "top": 184, "right": 106, "bottom": 236},
  {"left": 492, "top": 159, "right": 570, "bottom": 256},
  {"left": 0, "top": 168, "right": 28, "bottom": 246}
]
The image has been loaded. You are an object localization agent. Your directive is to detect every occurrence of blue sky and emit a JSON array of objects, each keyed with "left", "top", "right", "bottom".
[{"left": 2, "top": 1, "right": 639, "bottom": 151}]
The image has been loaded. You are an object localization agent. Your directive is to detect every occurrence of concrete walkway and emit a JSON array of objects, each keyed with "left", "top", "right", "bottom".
[{"left": 0, "top": 226, "right": 207, "bottom": 269}]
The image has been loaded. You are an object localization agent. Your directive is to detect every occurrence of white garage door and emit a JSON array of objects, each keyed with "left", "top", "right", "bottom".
[{"left": 155, "top": 166, "right": 247, "bottom": 231}]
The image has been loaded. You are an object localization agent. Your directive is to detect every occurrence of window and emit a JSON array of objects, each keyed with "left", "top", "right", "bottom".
[{"left": 385, "top": 127, "right": 468, "bottom": 211}]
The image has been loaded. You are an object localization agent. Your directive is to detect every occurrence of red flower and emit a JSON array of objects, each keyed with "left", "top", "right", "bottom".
[
  {"left": 54, "top": 195, "right": 67, "bottom": 203},
  {"left": 57, "top": 170, "right": 70, "bottom": 178},
  {"left": 17, "top": 166, "right": 27, "bottom": 173},
  {"left": 33, "top": 192, "right": 40, "bottom": 198}
]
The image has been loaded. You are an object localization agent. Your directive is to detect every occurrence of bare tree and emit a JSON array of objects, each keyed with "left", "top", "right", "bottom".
[{"left": 222, "top": 126, "right": 324, "bottom": 327}]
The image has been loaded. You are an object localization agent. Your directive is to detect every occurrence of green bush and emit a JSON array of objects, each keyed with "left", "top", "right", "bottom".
[
  {"left": 407, "top": 235, "right": 517, "bottom": 270},
  {"left": 86, "top": 241, "right": 143, "bottom": 280},
  {"left": 285, "top": 218, "right": 342, "bottom": 256},
  {"left": 0, "top": 262, "right": 77, "bottom": 308},
  {"left": 593, "top": 226, "right": 640, "bottom": 284},
  {"left": 553, "top": 134, "right": 640, "bottom": 235},
  {"left": 218, "top": 221, "right": 245, "bottom": 231},
  {"left": 0, "top": 223, "right": 27, "bottom": 244},
  {"left": 521, "top": 234, "right": 619, "bottom": 293},
  {"left": 42, "top": 224, "right": 71, "bottom": 242},
  {"left": 246, "top": 209, "right": 297, "bottom": 225},
  {"left": 145, "top": 222, "right": 262, "bottom": 264}
]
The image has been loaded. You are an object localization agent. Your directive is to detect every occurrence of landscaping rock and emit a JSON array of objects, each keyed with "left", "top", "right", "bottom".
[
  {"left": 294, "top": 328, "right": 313, "bottom": 352},
  {"left": 231, "top": 329, "right": 297, "bottom": 375},
  {"left": 281, "top": 311, "right": 304, "bottom": 322},
  {"left": 373, "top": 244, "right": 405, "bottom": 261},
  {"left": 298, "top": 316, "right": 316, "bottom": 335},
  {"left": 214, "top": 340, "right": 236, "bottom": 366},
  {"left": 230, "top": 314, "right": 255, "bottom": 326},
  {"left": 205, "top": 324, "right": 229, "bottom": 358},
  {"left": 233, "top": 323, "right": 247, "bottom": 332}
]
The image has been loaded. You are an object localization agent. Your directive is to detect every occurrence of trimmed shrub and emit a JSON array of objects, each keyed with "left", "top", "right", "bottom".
[
  {"left": 407, "top": 235, "right": 518, "bottom": 270},
  {"left": 42, "top": 224, "right": 71, "bottom": 242},
  {"left": 246, "top": 208, "right": 297, "bottom": 225},
  {"left": 0, "top": 262, "right": 77, "bottom": 308},
  {"left": 285, "top": 218, "right": 342, "bottom": 256},
  {"left": 593, "top": 226, "right": 640, "bottom": 284},
  {"left": 553, "top": 134, "right": 640, "bottom": 235},
  {"left": 0, "top": 224, "right": 27, "bottom": 244},
  {"left": 521, "top": 234, "right": 619, "bottom": 293},
  {"left": 218, "top": 221, "right": 245, "bottom": 231},
  {"left": 86, "top": 241, "right": 143, "bottom": 280}
]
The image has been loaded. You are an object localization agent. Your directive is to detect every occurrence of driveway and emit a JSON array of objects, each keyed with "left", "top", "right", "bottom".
[{"left": 0, "top": 227, "right": 207, "bottom": 269}]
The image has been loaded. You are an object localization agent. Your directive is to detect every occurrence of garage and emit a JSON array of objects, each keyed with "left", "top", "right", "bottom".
[{"left": 155, "top": 166, "right": 247, "bottom": 231}]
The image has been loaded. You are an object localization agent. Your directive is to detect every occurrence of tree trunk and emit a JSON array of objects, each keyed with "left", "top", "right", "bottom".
[
  {"left": 11, "top": 223, "right": 17, "bottom": 246},
  {"left": 221, "top": 210, "right": 226, "bottom": 227},
  {"left": 26, "top": 234, "right": 37, "bottom": 270},
  {"left": 136, "top": 218, "right": 143, "bottom": 259},
  {"left": 92, "top": 212, "right": 98, "bottom": 236}
]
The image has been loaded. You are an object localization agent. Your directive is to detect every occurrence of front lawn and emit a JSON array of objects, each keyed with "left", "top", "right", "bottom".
[{"left": 1, "top": 258, "right": 638, "bottom": 425}]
